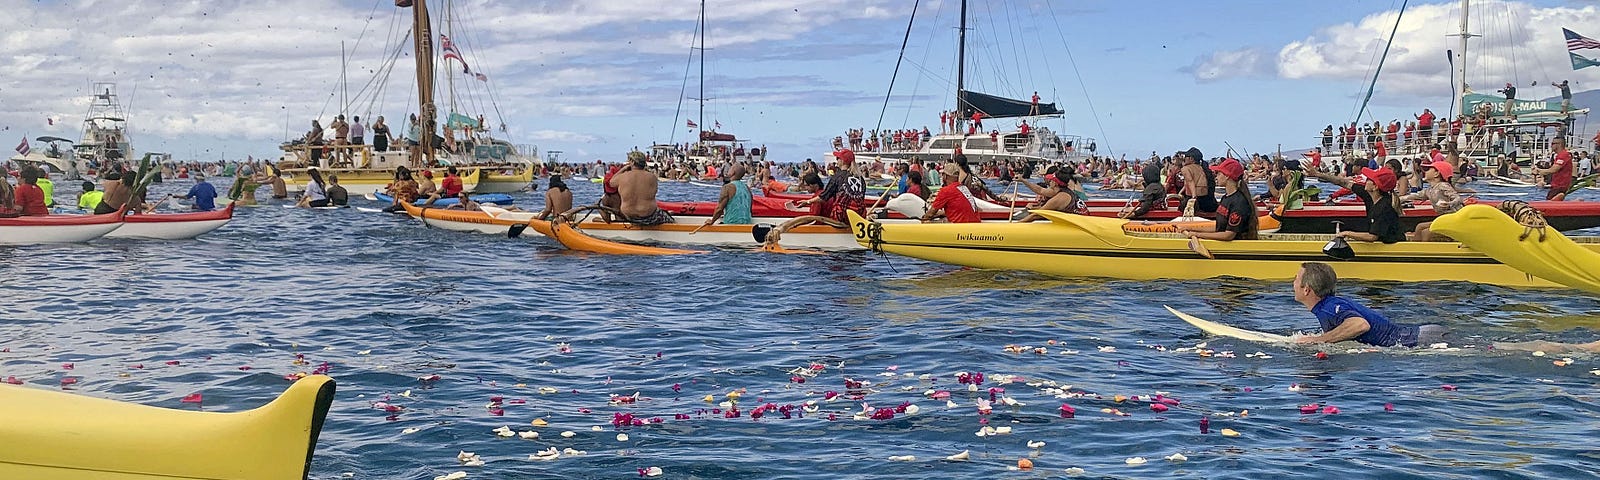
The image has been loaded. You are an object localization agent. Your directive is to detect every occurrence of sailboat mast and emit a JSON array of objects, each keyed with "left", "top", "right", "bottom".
[
  {"left": 414, "top": 0, "right": 438, "bottom": 163},
  {"left": 1454, "top": 0, "right": 1472, "bottom": 116},
  {"left": 955, "top": 0, "right": 968, "bottom": 130},
  {"left": 697, "top": 0, "right": 706, "bottom": 141}
]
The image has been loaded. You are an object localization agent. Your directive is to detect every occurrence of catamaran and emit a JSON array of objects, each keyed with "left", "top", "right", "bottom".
[
  {"left": 833, "top": 0, "right": 1094, "bottom": 166},
  {"left": 274, "top": 0, "right": 538, "bottom": 195},
  {"left": 645, "top": 0, "right": 766, "bottom": 169}
]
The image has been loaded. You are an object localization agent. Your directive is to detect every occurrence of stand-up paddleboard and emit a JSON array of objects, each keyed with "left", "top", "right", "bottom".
[
  {"left": 356, "top": 207, "right": 387, "bottom": 213},
  {"left": 1164, "top": 305, "right": 1293, "bottom": 344}
]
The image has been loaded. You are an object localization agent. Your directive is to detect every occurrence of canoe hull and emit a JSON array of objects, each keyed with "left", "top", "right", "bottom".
[
  {"left": 0, "top": 211, "right": 126, "bottom": 245},
  {"left": 106, "top": 204, "right": 235, "bottom": 240},
  {"left": 400, "top": 202, "right": 533, "bottom": 236},
  {"left": 847, "top": 210, "right": 1571, "bottom": 289}
]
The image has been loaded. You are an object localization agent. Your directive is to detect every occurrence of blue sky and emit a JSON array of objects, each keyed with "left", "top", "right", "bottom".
[{"left": 0, "top": 0, "right": 1595, "bottom": 165}]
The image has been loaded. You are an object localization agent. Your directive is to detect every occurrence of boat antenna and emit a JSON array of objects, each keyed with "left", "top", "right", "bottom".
[
  {"left": 875, "top": 0, "right": 921, "bottom": 134},
  {"left": 698, "top": 0, "right": 706, "bottom": 143},
  {"left": 1354, "top": 0, "right": 1409, "bottom": 123}
]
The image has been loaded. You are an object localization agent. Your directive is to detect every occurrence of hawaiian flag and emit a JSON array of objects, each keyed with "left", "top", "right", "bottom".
[
  {"left": 1565, "top": 28, "right": 1600, "bottom": 51},
  {"left": 440, "top": 34, "right": 471, "bottom": 74},
  {"left": 685, "top": 119, "right": 697, "bottom": 128},
  {"left": 474, "top": 72, "right": 488, "bottom": 82},
  {"left": 15, "top": 136, "right": 28, "bottom": 156}
]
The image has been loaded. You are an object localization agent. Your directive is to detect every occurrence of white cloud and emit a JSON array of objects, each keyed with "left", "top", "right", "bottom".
[
  {"left": 1185, "top": 47, "right": 1273, "bottom": 82},
  {"left": 1187, "top": 1, "right": 1600, "bottom": 99},
  {"left": 526, "top": 129, "right": 601, "bottom": 143}
]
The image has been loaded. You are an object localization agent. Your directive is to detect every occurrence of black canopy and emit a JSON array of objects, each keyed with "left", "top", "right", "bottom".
[{"left": 958, "top": 90, "right": 1061, "bottom": 119}]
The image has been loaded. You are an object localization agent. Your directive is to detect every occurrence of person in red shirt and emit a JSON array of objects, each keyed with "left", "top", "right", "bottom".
[
  {"left": 423, "top": 165, "right": 466, "bottom": 206},
  {"left": 1535, "top": 138, "right": 1574, "bottom": 201},
  {"left": 922, "top": 162, "right": 980, "bottom": 223},
  {"left": 1415, "top": 108, "right": 1435, "bottom": 144},
  {"left": 14, "top": 168, "right": 49, "bottom": 216},
  {"left": 971, "top": 111, "right": 984, "bottom": 131},
  {"left": 939, "top": 111, "right": 949, "bottom": 133},
  {"left": 1303, "top": 147, "right": 1324, "bottom": 171},
  {"left": 1019, "top": 120, "right": 1031, "bottom": 136},
  {"left": 600, "top": 163, "right": 623, "bottom": 222}
]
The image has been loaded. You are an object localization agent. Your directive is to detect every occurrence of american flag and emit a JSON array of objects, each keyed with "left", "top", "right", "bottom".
[
  {"left": 474, "top": 72, "right": 488, "bottom": 82},
  {"left": 14, "top": 136, "right": 28, "bottom": 156},
  {"left": 686, "top": 119, "right": 697, "bottom": 128},
  {"left": 1565, "top": 28, "right": 1600, "bottom": 51},
  {"left": 714, "top": 120, "right": 721, "bottom": 129}
]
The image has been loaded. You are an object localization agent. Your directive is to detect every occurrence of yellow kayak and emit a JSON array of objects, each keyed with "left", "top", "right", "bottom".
[
  {"left": 846, "top": 209, "right": 1596, "bottom": 289},
  {"left": 0, "top": 375, "right": 335, "bottom": 480},
  {"left": 1431, "top": 204, "right": 1600, "bottom": 295}
]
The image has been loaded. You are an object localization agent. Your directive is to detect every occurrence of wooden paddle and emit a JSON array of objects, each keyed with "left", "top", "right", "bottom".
[
  {"left": 1188, "top": 236, "right": 1215, "bottom": 259},
  {"left": 690, "top": 222, "right": 711, "bottom": 235},
  {"left": 143, "top": 194, "right": 174, "bottom": 214}
]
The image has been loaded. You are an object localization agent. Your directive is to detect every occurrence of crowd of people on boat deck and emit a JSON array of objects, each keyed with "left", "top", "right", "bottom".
[
  {"left": 1317, "top": 81, "right": 1581, "bottom": 161},
  {"left": 291, "top": 111, "right": 499, "bottom": 168},
  {"left": 835, "top": 127, "right": 933, "bottom": 152}
]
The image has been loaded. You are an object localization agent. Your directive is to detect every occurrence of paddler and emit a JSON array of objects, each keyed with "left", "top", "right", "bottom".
[
  {"left": 1176, "top": 158, "right": 1258, "bottom": 240},
  {"left": 35, "top": 169, "right": 54, "bottom": 208},
  {"left": 765, "top": 151, "right": 866, "bottom": 246},
  {"left": 1014, "top": 170, "right": 1089, "bottom": 223},
  {"left": 1119, "top": 163, "right": 1169, "bottom": 219},
  {"left": 1305, "top": 163, "right": 1404, "bottom": 243},
  {"left": 534, "top": 177, "right": 573, "bottom": 221},
  {"left": 1177, "top": 147, "right": 1218, "bottom": 213},
  {"left": 1293, "top": 262, "right": 1447, "bottom": 347},
  {"left": 609, "top": 152, "right": 673, "bottom": 226},
  {"left": 919, "top": 161, "right": 980, "bottom": 223},
  {"left": 1532, "top": 137, "right": 1573, "bottom": 201},
  {"left": 381, "top": 166, "right": 419, "bottom": 214},
  {"left": 94, "top": 171, "right": 131, "bottom": 215},
  {"left": 704, "top": 163, "right": 753, "bottom": 227},
  {"left": 1398, "top": 159, "right": 1462, "bottom": 241},
  {"left": 442, "top": 191, "right": 480, "bottom": 211},
  {"left": 14, "top": 167, "right": 49, "bottom": 216},
  {"left": 179, "top": 173, "right": 219, "bottom": 211},
  {"left": 77, "top": 181, "right": 102, "bottom": 211},
  {"left": 599, "top": 162, "right": 623, "bottom": 222}
]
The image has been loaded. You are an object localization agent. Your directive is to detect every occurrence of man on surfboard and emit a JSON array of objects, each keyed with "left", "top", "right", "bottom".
[{"left": 1293, "top": 262, "right": 1447, "bottom": 347}]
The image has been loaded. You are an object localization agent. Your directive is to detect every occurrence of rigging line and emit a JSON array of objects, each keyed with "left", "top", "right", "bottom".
[
  {"left": 876, "top": 0, "right": 922, "bottom": 134},
  {"left": 347, "top": 19, "right": 410, "bottom": 117},
  {"left": 1350, "top": 0, "right": 1401, "bottom": 123},
  {"left": 457, "top": 0, "right": 507, "bottom": 133},
  {"left": 1355, "top": 0, "right": 1408, "bottom": 125},
  {"left": 1002, "top": 0, "right": 1026, "bottom": 97},
  {"left": 671, "top": 15, "right": 699, "bottom": 146},
  {"left": 1042, "top": 1, "right": 1113, "bottom": 157},
  {"left": 321, "top": 0, "right": 386, "bottom": 114}
]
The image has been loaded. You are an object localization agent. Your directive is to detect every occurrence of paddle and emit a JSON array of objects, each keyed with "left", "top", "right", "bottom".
[
  {"left": 691, "top": 222, "right": 711, "bottom": 235},
  {"left": 143, "top": 194, "right": 174, "bottom": 214},
  {"left": 508, "top": 223, "right": 528, "bottom": 238},
  {"left": 751, "top": 223, "right": 775, "bottom": 243}
]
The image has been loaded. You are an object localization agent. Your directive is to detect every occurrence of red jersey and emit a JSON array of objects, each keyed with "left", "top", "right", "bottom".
[
  {"left": 1307, "top": 151, "right": 1322, "bottom": 169},
  {"left": 930, "top": 183, "right": 980, "bottom": 223},
  {"left": 602, "top": 166, "right": 621, "bottom": 195},
  {"left": 1418, "top": 111, "right": 1434, "bottom": 127},
  {"left": 1549, "top": 151, "right": 1574, "bottom": 192},
  {"left": 441, "top": 174, "right": 463, "bottom": 196},
  {"left": 14, "top": 184, "right": 47, "bottom": 216}
]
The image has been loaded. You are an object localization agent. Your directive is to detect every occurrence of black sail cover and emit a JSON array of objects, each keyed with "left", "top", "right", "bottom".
[{"left": 958, "top": 90, "right": 1062, "bottom": 119}]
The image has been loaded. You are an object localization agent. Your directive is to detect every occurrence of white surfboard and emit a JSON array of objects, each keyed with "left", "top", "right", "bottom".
[{"left": 1164, "top": 305, "right": 1293, "bottom": 344}]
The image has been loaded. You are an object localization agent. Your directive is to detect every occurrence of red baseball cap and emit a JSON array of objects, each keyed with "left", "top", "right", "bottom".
[
  {"left": 1422, "top": 160, "right": 1454, "bottom": 180},
  {"left": 1359, "top": 166, "right": 1397, "bottom": 192},
  {"left": 834, "top": 149, "right": 856, "bottom": 165},
  {"left": 1210, "top": 158, "right": 1245, "bottom": 181}
]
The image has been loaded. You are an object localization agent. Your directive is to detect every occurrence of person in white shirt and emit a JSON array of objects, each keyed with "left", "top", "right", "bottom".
[{"left": 1579, "top": 153, "right": 1593, "bottom": 178}]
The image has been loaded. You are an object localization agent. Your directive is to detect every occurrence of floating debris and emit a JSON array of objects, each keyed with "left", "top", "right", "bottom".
[
  {"left": 888, "top": 455, "right": 916, "bottom": 462},
  {"left": 1125, "top": 457, "right": 1147, "bottom": 465},
  {"left": 1165, "top": 453, "right": 1188, "bottom": 462}
]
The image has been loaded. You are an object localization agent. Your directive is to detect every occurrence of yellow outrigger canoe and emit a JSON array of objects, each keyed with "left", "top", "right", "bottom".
[
  {"left": 0, "top": 375, "right": 335, "bottom": 479},
  {"left": 846, "top": 208, "right": 1600, "bottom": 290}
]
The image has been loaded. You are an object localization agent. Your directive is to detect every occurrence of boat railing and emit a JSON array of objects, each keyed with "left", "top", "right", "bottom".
[{"left": 282, "top": 143, "right": 375, "bottom": 170}]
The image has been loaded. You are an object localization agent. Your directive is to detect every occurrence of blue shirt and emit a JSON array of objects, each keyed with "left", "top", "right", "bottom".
[
  {"left": 1311, "top": 295, "right": 1419, "bottom": 347},
  {"left": 185, "top": 182, "right": 218, "bottom": 211}
]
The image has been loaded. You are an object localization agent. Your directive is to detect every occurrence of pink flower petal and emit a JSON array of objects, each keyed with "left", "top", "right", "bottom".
[
  {"left": 1321, "top": 406, "right": 1340, "bottom": 415},
  {"left": 181, "top": 393, "right": 203, "bottom": 403},
  {"left": 60, "top": 377, "right": 78, "bottom": 386},
  {"left": 3, "top": 376, "right": 21, "bottom": 385},
  {"left": 1150, "top": 403, "right": 1169, "bottom": 413},
  {"left": 61, "top": 363, "right": 74, "bottom": 370},
  {"left": 1059, "top": 404, "right": 1076, "bottom": 418},
  {"left": 1199, "top": 416, "right": 1210, "bottom": 434},
  {"left": 1384, "top": 403, "right": 1396, "bottom": 412},
  {"left": 1299, "top": 404, "right": 1320, "bottom": 414},
  {"left": 165, "top": 360, "right": 181, "bottom": 366},
  {"left": 1441, "top": 385, "right": 1457, "bottom": 391}
]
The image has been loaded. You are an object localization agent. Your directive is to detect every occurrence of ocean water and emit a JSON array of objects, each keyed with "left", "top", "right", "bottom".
[{"left": 2, "top": 176, "right": 1599, "bottom": 479}]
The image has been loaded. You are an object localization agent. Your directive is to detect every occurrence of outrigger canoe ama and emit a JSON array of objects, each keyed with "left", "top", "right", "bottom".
[
  {"left": 1431, "top": 204, "right": 1600, "bottom": 296},
  {"left": 846, "top": 209, "right": 1596, "bottom": 289},
  {"left": 0, "top": 375, "right": 335, "bottom": 480}
]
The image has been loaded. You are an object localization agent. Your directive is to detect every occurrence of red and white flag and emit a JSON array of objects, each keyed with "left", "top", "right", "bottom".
[
  {"left": 14, "top": 136, "right": 28, "bottom": 156},
  {"left": 686, "top": 119, "right": 698, "bottom": 128}
]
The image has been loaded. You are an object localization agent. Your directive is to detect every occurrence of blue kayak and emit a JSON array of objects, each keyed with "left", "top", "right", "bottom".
[{"left": 372, "top": 192, "right": 515, "bottom": 206}]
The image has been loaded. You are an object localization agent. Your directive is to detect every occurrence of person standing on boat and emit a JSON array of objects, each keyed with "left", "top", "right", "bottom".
[
  {"left": 1177, "top": 148, "right": 1217, "bottom": 213},
  {"left": 1306, "top": 163, "right": 1404, "bottom": 243},
  {"left": 1498, "top": 83, "right": 1517, "bottom": 119},
  {"left": 1415, "top": 109, "right": 1435, "bottom": 146},
  {"left": 1399, "top": 160, "right": 1461, "bottom": 242},
  {"left": 1293, "top": 262, "right": 1446, "bottom": 347},
  {"left": 372, "top": 116, "right": 391, "bottom": 152},
  {"left": 611, "top": 152, "right": 673, "bottom": 226},
  {"left": 1176, "top": 158, "right": 1257, "bottom": 241},
  {"left": 1533, "top": 137, "right": 1573, "bottom": 201},
  {"left": 178, "top": 173, "right": 218, "bottom": 211},
  {"left": 326, "top": 175, "right": 348, "bottom": 207},
  {"left": 305, "top": 120, "right": 325, "bottom": 168},
  {"left": 535, "top": 176, "right": 572, "bottom": 221},
  {"left": 704, "top": 163, "right": 753, "bottom": 227},
  {"left": 350, "top": 116, "right": 366, "bottom": 147}
]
